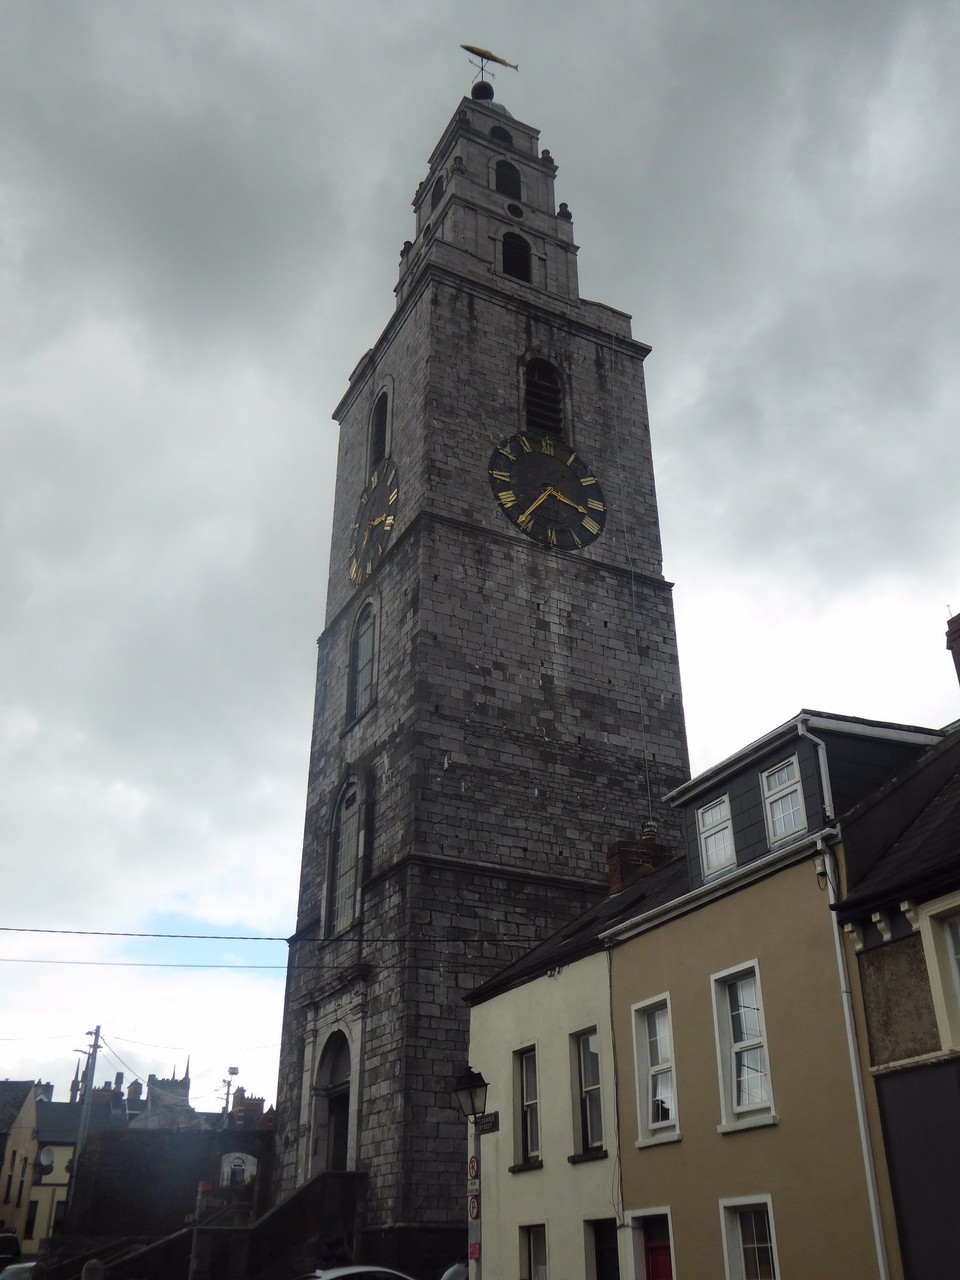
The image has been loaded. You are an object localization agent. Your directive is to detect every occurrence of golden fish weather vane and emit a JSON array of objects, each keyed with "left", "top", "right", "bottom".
[{"left": 461, "top": 44, "right": 519, "bottom": 78}]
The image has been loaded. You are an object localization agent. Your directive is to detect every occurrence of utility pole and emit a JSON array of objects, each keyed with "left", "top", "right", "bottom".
[{"left": 68, "top": 1025, "right": 101, "bottom": 1216}]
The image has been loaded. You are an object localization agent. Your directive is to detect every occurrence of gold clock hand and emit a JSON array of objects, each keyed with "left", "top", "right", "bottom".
[
  {"left": 517, "top": 486, "right": 554, "bottom": 526},
  {"left": 553, "top": 491, "right": 587, "bottom": 514}
]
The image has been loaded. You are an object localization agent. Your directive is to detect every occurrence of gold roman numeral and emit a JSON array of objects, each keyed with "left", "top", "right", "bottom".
[
  {"left": 582, "top": 516, "right": 601, "bottom": 535},
  {"left": 490, "top": 468, "right": 511, "bottom": 482},
  {"left": 383, "top": 515, "right": 395, "bottom": 531},
  {"left": 497, "top": 446, "right": 516, "bottom": 461},
  {"left": 546, "top": 527, "right": 557, "bottom": 546},
  {"left": 498, "top": 489, "right": 518, "bottom": 508},
  {"left": 389, "top": 488, "right": 399, "bottom": 504},
  {"left": 580, "top": 475, "right": 597, "bottom": 486},
  {"left": 540, "top": 437, "right": 555, "bottom": 456},
  {"left": 520, "top": 436, "right": 533, "bottom": 453},
  {"left": 587, "top": 498, "right": 605, "bottom": 511}
]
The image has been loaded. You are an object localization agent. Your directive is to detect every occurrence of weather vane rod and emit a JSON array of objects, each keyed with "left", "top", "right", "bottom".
[{"left": 460, "top": 44, "right": 519, "bottom": 83}]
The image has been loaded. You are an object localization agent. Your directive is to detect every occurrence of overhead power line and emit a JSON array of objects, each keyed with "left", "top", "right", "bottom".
[{"left": 0, "top": 927, "right": 287, "bottom": 941}]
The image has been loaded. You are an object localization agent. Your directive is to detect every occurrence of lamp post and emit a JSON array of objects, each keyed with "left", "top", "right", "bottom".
[{"left": 454, "top": 1068, "right": 488, "bottom": 1280}]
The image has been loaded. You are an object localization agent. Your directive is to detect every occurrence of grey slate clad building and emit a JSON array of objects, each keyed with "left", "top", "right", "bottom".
[
  {"left": 836, "top": 719, "right": 960, "bottom": 1280},
  {"left": 274, "top": 82, "right": 689, "bottom": 1272}
]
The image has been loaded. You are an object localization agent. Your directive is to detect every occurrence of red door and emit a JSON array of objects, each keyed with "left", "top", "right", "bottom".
[{"left": 645, "top": 1241, "right": 673, "bottom": 1280}]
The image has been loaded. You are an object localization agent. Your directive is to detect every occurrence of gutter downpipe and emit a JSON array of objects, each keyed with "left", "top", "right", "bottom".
[
  {"left": 798, "top": 719, "right": 889, "bottom": 1279},
  {"left": 820, "top": 842, "right": 890, "bottom": 1280}
]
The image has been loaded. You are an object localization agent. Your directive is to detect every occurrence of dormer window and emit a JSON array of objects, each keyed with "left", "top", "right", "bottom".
[
  {"left": 495, "top": 161, "right": 522, "bottom": 200},
  {"left": 762, "top": 756, "right": 806, "bottom": 844},
  {"left": 525, "top": 359, "right": 563, "bottom": 435},
  {"left": 697, "top": 795, "right": 735, "bottom": 877}
]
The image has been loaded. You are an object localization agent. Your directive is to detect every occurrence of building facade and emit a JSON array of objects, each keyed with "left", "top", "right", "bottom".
[
  {"left": 274, "top": 80, "right": 689, "bottom": 1272},
  {"left": 464, "top": 711, "right": 942, "bottom": 1280},
  {"left": 610, "top": 711, "right": 937, "bottom": 1280},
  {"left": 836, "top": 694, "right": 960, "bottom": 1278}
]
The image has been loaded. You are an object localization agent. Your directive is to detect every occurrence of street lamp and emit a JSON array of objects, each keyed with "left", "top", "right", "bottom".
[
  {"left": 454, "top": 1067, "right": 488, "bottom": 1124},
  {"left": 454, "top": 1068, "right": 488, "bottom": 1280}
]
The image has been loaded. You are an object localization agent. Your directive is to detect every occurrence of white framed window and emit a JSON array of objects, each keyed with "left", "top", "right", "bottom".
[
  {"left": 521, "top": 1224, "right": 547, "bottom": 1280},
  {"left": 719, "top": 1196, "right": 780, "bottom": 1280},
  {"left": 632, "top": 995, "right": 679, "bottom": 1145},
  {"left": 712, "top": 962, "right": 776, "bottom": 1132},
  {"left": 515, "top": 1047, "right": 541, "bottom": 1163},
  {"left": 761, "top": 756, "right": 806, "bottom": 844},
  {"left": 573, "top": 1029, "right": 603, "bottom": 1151},
  {"left": 918, "top": 889, "right": 960, "bottom": 1050},
  {"left": 697, "top": 794, "right": 736, "bottom": 876}
]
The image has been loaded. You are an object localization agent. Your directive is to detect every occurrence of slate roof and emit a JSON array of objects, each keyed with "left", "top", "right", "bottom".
[
  {"left": 466, "top": 855, "right": 691, "bottom": 1005},
  {"left": 0, "top": 1081, "right": 33, "bottom": 1137},
  {"left": 36, "top": 1100, "right": 128, "bottom": 1143},
  {"left": 837, "top": 723, "right": 960, "bottom": 918}
]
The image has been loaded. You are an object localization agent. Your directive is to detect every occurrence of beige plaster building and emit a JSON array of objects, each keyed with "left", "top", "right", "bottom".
[
  {"left": 467, "top": 846, "right": 685, "bottom": 1280},
  {"left": 465, "top": 711, "right": 941, "bottom": 1280},
  {"left": 606, "top": 711, "right": 938, "bottom": 1280}
]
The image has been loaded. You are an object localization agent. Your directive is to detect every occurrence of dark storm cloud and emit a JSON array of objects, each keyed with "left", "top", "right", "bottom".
[{"left": 2, "top": 0, "right": 957, "bottom": 1108}]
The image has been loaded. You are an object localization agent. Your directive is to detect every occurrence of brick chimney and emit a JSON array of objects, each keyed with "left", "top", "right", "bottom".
[
  {"left": 947, "top": 612, "right": 960, "bottom": 688},
  {"left": 607, "top": 823, "right": 672, "bottom": 893}
]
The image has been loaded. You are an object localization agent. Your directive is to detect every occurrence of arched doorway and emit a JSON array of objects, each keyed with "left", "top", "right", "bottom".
[{"left": 314, "top": 1031, "right": 351, "bottom": 1172}]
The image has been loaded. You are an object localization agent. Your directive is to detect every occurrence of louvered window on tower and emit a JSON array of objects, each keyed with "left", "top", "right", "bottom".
[
  {"left": 525, "top": 359, "right": 563, "bottom": 435},
  {"left": 369, "top": 392, "right": 388, "bottom": 472},
  {"left": 502, "top": 233, "right": 531, "bottom": 283},
  {"left": 495, "top": 160, "right": 522, "bottom": 199}
]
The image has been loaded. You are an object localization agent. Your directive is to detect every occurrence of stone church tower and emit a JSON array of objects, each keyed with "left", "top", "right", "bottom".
[{"left": 274, "top": 80, "right": 689, "bottom": 1272}]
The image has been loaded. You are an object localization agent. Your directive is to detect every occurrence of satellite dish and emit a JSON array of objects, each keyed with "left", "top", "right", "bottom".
[{"left": 37, "top": 1147, "right": 55, "bottom": 1174}]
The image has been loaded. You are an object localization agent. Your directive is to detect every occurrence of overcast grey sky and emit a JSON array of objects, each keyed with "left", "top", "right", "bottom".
[{"left": 3, "top": 1, "right": 958, "bottom": 1110}]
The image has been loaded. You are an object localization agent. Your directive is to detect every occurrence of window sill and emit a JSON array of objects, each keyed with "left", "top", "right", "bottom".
[
  {"left": 635, "top": 1131, "right": 681, "bottom": 1149},
  {"left": 717, "top": 1112, "right": 778, "bottom": 1134},
  {"left": 567, "top": 1148, "right": 608, "bottom": 1164},
  {"left": 508, "top": 1158, "right": 543, "bottom": 1174},
  {"left": 340, "top": 698, "right": 378, "bottom": 737}
]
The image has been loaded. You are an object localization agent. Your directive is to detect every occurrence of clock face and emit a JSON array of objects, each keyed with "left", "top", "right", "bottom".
[
  {"left": 348, "top": 460, "right": 399, "bottom": 584},
  {"left": 488, "top": 433, "right": 606, "bottom": 550}
]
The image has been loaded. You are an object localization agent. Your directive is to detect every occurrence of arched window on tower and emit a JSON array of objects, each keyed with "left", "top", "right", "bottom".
[
  {"left": 491, "top": 125, "right": 513, "bottom": 147},
  {"left": 369, "top": 392, "right": 388, "bottom": 473},
  {"left": 495, "top": 160, "right": 522, "bottom": 200},
  {"left": 525, "top": 359, "right": 564, "bottom": 436},
  {"left": 430, "top": 176, "right": 444, "bottom": 211},
  {"left": 328, "top": 781, "right": 363, "bottom": 935},
  {"left": 348, "top": 602, "right": 376, "bottom": 721},
  {"left": 503, "top": 233, "right": 531, "bottom": 283}
]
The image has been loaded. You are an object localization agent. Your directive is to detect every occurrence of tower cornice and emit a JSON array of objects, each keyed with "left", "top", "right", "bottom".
[{"left": 333, "top": 262, "right": 649, "bottom": 423}]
